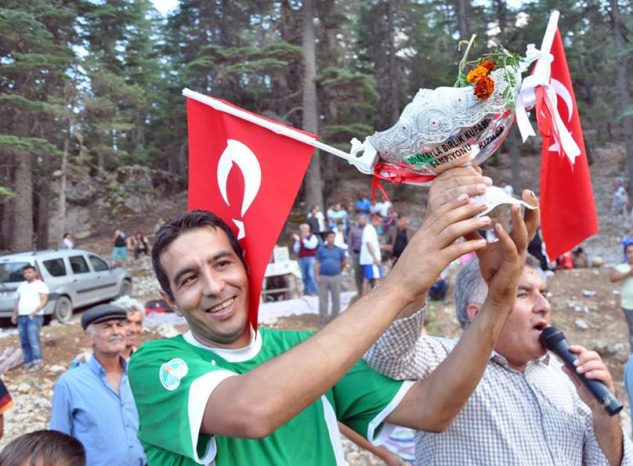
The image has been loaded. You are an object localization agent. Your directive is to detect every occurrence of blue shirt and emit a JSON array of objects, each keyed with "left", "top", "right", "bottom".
[
  {"left": 355, "top": 198, "right": 371, "bottom": 213},
  {"left": 625, "top": 355, "right": 633, "bottom": 434},
  {"left": 316, "top": 244, "right": 346, "bottom": 276},
  {"left": 50, "top": 356, "right": 146, "bottom": 466}
]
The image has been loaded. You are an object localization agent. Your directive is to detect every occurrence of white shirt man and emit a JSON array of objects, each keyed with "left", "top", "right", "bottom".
[
  {"left": 12, "top": 265, "right": 49, "bottom": 370},
  {"left": 360, "top": 215, "right": 382, "bottom": 290}
]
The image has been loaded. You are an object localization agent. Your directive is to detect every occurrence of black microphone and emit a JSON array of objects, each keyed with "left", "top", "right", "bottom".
[{"left": 539, "top": 326, "right": 622, "bottom": 416}]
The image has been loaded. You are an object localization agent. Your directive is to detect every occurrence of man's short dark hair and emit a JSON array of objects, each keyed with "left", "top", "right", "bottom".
[
  {"left": 455, "top": 255, "right": 542, "bottom": 330},
  {"left": 22, "top": 264, "right": 36, "bottom": 273},
  {"left": 0, "top": 430, "right": 86, "bottom": 466},
  {"left": 152, "top": 210, "right": 246, "bottom": 299}
]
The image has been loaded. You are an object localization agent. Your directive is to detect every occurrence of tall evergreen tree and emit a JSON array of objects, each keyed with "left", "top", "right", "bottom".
[{"left": 0, "top": 1, "right": 77, "bottom": 250}]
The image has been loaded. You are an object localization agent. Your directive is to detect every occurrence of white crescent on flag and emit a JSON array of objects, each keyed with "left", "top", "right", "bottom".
[
  {"left": 551, "top": 78, "right": 574, "bottom": 123},
  {"left": 217, "top": 139, "right": 262, "bottom": 239},
  {"left": 544, "top": 78, "right": 575, "bottom": 157}
]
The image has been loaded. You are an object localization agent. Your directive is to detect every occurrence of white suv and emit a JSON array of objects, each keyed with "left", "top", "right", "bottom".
[{"left": 0, "top": 249, "right": 133, "bottom": 323}]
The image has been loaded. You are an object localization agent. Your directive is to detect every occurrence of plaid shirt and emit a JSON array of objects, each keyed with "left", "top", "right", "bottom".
[{"left": 364, "top": 308, "right": 633, "bottom": 466}]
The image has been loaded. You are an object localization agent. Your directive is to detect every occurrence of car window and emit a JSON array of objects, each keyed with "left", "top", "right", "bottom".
[
  {"left": 0, "top": 262, "right": 29, "bottom": 283},
  {"left": 69, "top": 255, "right": 90, "bottom": 274},
  {"left": 88, "top": 255, "right": 109, "bottom": 272},
  {"left": 42, "top": 258, "right": 67, "bottom": 277}
]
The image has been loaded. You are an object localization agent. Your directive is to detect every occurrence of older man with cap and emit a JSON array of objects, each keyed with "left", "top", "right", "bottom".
[
  {"left": 50, "top": 304, "right": 146, "bottom": 466},
  {"left": 69, "top": 296, "right": 145, "bottom": 368}
]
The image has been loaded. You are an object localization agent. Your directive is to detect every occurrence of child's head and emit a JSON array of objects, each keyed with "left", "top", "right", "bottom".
[{"left": 0, "top": 430, "right": 85, "bottom": 466}]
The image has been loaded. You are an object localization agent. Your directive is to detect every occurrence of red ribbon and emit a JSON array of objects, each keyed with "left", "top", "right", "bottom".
[
  {"left": 369, "top": 163, "right": 435, "bottom": 226},
  {"left": 535, "top": 87, "right": 560, "bottom": 149},
  {"left": 372, "top": 162, "right": 436, "bottom": 185}
]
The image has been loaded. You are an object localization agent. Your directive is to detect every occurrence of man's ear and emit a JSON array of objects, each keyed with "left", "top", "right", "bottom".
[
  {"left": 83, "top": 331, "right": 94, "bottom": 346},
  {"left": 467, "top": 303, "right": 481, "bottom": 323},
  {"left": 160, "top": 290, "right": 181, "bottom": 316}
]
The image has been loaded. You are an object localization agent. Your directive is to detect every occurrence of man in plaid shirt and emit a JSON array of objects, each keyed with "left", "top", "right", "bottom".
[{"left": 365, "top": 256, "right": 633, "bottom": 466}]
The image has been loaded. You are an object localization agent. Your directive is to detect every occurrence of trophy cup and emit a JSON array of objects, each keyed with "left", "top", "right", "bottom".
[{"left": 346, "top": 38, "right": 543, "bottom": 224}]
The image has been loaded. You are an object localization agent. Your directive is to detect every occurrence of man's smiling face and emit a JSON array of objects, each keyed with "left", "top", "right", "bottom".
[{"left": 159, "top": 227, "right": 251, "bottom": 349}]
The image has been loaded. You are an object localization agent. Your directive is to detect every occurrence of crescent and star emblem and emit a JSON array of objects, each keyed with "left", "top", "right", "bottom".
[
  {"left": 217, "top": 139, "right": 262, "bottom": 239},
  {"left": 546, "top": 78, "right": 575, "bottom": 156}
]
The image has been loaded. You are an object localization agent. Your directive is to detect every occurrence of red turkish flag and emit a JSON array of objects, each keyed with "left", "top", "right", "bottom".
[
  {"left": 186, "top": 93, "right": 314, "bottom": 328},
  {"left": 537, "top": 30, "right": 598, "bottom": 260}
]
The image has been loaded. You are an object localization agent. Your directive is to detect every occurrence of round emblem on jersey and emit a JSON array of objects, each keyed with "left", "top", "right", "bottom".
[{"left": 159, "top": 358, "right": 189, "bottom": 391}]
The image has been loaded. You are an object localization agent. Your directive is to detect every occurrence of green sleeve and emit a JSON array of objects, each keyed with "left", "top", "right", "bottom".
[
  {"left": 332, "top": 358, "right": 412, "bottom": 445},
  {"left": 129, "top": 338, "right": 236, "bottom": 463}
]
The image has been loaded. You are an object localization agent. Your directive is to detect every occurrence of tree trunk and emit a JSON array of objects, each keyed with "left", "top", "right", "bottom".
[
  {"left": 59, "top": 125, "right": 69, "bottom": 240},
  {"left": 36, "top": 152, "right": 51, "bottom": 249},
  {"left": 457, "top": 0, "right": 470, "bottom": 39},
  {"left": 0, "top": 166, "right": 14, "bottom": 249},
  {"left": 11, "top": 149, "right": 33, "bottom": 252},
  {"left": 302, "top": 0, "right": 323, "bottom": 212},
  {"left": 0, "top": 201, "right": 13, "bottom": 250},
  {"left": 610, "top": 0, "right": 633, "bottom": 189},
  {"left": 386, "top": 1, "right": 399, "bottom": 123}
]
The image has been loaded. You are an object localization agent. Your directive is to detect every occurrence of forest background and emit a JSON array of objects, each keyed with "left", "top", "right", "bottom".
[{"left": 1, "top": 0, "right": 633, "bottom": 252}]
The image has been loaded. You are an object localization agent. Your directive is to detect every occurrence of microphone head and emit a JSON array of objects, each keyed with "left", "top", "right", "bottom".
[{"left": 539, "top": 326, "right": 566, "bottom": 350}]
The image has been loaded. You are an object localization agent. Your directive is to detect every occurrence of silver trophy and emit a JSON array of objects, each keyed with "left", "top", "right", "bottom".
[{"left": 346, "top": 41, "right": 543, "bottom": 220}]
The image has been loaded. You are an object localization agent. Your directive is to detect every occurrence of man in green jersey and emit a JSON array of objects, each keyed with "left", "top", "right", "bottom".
[{"left": 129, "top": 166, "right": 539, "bottom": 465}]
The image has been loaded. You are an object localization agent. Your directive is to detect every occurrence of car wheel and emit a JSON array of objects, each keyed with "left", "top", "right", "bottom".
[
  {"left": 119, "top": 280, "right": 132, "bottom": 297},
  {"left": 54, "top": 296, "right": 73, "bottom": 323}
]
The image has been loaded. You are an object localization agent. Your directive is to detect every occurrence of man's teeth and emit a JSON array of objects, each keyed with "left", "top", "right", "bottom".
[{"left": 208, "top": 299, "right": 233, "bottom": 313}]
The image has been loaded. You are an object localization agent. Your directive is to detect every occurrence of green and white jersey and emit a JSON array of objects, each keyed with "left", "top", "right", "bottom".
[{"left": 129, "top": 328, "right": 411, "bottom": 466}]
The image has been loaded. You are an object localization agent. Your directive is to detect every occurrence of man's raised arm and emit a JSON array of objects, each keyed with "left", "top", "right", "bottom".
[
  {"left": 384, "top": 194, "right": 538, "bottom": 432},
  {"left": 202, "top": 170, "right": 495, "bottom": 438}
]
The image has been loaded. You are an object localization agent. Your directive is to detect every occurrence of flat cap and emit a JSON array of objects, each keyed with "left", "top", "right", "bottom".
[{"left": 81, "top": 303, "right": 128, "bottom": 330}]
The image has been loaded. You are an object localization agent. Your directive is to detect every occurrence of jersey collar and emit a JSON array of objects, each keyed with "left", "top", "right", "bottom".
[{"left": 183, "top": 327, "right": 263, "bottom": 362}]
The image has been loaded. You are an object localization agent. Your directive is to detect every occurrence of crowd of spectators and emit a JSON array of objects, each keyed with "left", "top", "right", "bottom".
[{"left": 298, "top": 191, "right": 442, "bottom": 302}]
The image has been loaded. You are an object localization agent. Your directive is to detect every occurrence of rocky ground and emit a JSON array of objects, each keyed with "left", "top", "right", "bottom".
[{"left": 1, "top": 142, "right": 633, "bottom": 464}]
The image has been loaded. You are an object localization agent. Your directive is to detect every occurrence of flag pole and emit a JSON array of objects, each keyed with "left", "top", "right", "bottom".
[
  {"left": 182, "top": 88, "right": 376, "bottom": 172},
  {"left": 534, "top": 11, "right": 560, "bottom": 77}
]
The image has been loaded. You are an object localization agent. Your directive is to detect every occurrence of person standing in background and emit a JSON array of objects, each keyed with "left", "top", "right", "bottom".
[
  {"left": 131, "top": 230, "right": 150, "bottom": 260},
  {"left": 61, "top": 232, "right": 74, "bottom": 249},
  {"left": 11, "top": 265, "right": 48, "bottom": 372},
  {"left": 315, "top": 231, "right": 347, "bottom": 328},
  {"left": 360, "top": 214, "right": 383, "bottom": 291},
  {"left": 384, "top": 213, "right": 415, "bottom": 267},
  {"left": 111, "top": 229, "right": 129, "bottom": 267},
  {"left": 347, "top": 213, "right": 366, "bottom": 298},
  {"left": 329, "top": 202, "right": 348, "bottom": 231},
  {"left": 333, "top": 223, "right": 348, "bottom": 251},
  {"left": 112, "top": 296, "right": 145, "bottom": 360},
  {"left": 307, "top": 205, "right": 326, "bottom": 240},
  {"left": 355, "top": 192, "right": 371, "bottom": 214},
  {"left": 293, "top": 223, "right": 319, "bottom": 296},
  {"left": 613, "top": 178, "right": 629, "bottom": 216},
  {"left": 609, "top": 242, "right": 633, "bottom": 353}
]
